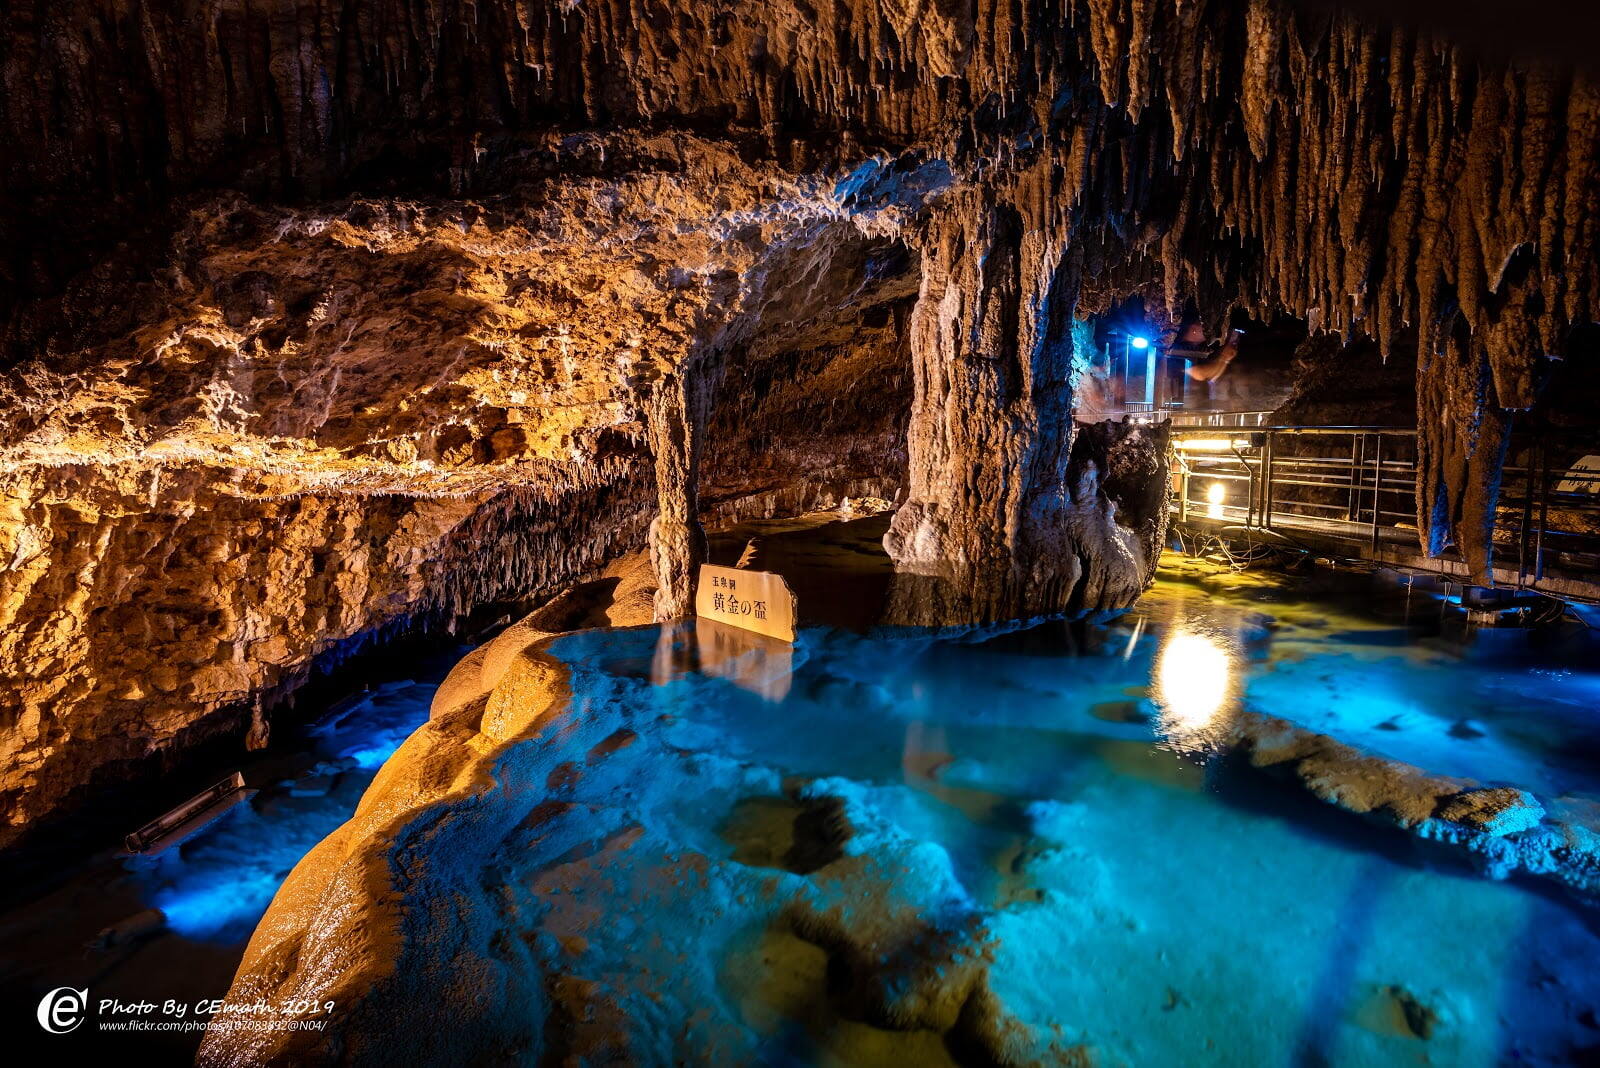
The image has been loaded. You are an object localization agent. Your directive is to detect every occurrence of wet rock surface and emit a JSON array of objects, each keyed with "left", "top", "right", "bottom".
[
  {"left": 203, "top": 545, "right": 1600, "bottom": 1065},
  {"left": 1235, "top": 715, "right": 1596, "bottom": 891}
]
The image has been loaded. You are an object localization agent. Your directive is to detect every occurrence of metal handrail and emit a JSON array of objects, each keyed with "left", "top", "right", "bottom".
[
  {"left": 1170, "top": 423, "right": 1600, "bottom": 594},
  {"left": 1171, "top": 424, "right": 1417, "bottom": 435}
]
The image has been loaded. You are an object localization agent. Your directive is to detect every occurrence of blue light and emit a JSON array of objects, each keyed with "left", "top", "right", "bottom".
[
  {"left": 1130, "top": 336, "right": 1150, "bottom": 350},
  {"left": 132, "top": 681, "right": 437, "bottom": 942}
]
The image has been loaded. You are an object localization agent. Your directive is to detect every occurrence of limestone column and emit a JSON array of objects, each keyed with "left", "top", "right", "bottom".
[
  {"left": 884, "top": 184, "right": 1166, "bottom": 624},
  {"left": 646, "top": 367, "right": 709, "bottom": 620},
  {"left": 1415, "top": 327, "right": 1512, "bottom": 584}
]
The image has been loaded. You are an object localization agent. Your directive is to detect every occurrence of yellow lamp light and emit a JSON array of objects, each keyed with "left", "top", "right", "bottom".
[{"left": 1175, "top": 437, "right": 1255, "bottom": 452}]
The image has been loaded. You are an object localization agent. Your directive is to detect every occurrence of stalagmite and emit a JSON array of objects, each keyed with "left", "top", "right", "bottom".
[{"left": 645, "top": 366, "right": 710, "bottom": 621}]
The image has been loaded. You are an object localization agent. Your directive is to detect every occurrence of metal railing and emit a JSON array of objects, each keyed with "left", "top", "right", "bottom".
[
  {"left": 1102, "top": 406, "right": 1276, "bottom": 427},
  {"left": 1171, "top": 425, "right": 1600, "bottom": 594},
  {"left": 1167, "top": 409, "right": 1276, "bottom": 428}
]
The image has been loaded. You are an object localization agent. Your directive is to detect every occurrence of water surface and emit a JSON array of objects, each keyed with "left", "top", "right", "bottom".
[{"left": 520, "top": 565, "right": 1600, "bottom": 1066}]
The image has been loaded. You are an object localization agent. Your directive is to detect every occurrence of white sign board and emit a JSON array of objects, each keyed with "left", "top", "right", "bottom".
[
  {"left": 694, "top": 564, "right": 797, "bottom": 642},
  {"left": 1556, "top": 455, "right": 1600, "bottom": 495}
]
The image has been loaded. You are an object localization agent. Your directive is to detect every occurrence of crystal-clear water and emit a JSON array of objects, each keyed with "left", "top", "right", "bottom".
[
  {"left": 0, "top": 654, "right": 445, "bottom": 1057},
  {"left": 10, "top": 557, "right": 1599, "bottom": 1064},
  {"left": 139, "top": 676, "right": 441, "bottom": 941},
  {"left": 507, "top": 567, "right": 1600, "bottom": 1066}
]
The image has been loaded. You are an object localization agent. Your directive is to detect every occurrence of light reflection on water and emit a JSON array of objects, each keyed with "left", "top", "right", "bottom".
[
  {"left": 533, "top": 574, "right": 1600, "bottom": 1066},
  {"left": 657, "top": 616, "right": 796, "bottom": 701},
  {"left": 1153, "top": 625, "right": 1237, "bottom": 754}
]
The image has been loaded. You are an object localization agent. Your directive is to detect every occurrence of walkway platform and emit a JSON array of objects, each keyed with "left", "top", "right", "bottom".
[{"left": 1166, "top": 424, "right": 1600, "bottom": 604}]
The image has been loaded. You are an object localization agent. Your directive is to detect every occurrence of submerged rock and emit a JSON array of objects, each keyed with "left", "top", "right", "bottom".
[
  {"left": 1385, "top": 985, "right": 1441, "bottom": 1041},
  {"left": 287, "top": 776, "right": 334, "bottom": 799},
  {"left": 1234, "top": 713, "right": 1598, "bottom": 893},
  {"left": 1089, "top": 700, "right": 1149, "bottom": 725},
  {"left": 1435, "top": 787, "right": 1546, "bottom": 837}
]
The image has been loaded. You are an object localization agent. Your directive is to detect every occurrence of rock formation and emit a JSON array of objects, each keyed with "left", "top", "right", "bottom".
[
  {"left": 0, "top": 134, "right": 920, "bottom": 844},
  {"left": 3, "top": 0, "right": 1598, "bottom": 838}
]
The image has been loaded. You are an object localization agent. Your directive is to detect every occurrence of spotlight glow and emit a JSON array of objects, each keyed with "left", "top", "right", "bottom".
[
  {"left": 1129, "top": 336, "right": 1151, "bottom": 350},
  {"left": 1154, "top": 628, "right": 1234, "bottom": 752},
  {"left": 1206, "top": 481, "right": 1226, "bottom": 518},
  {"left": 1175, "top": 437, "right": 1248, "bottom": 452}
]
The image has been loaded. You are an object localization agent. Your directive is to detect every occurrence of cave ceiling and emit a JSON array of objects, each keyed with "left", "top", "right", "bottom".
[
  {"left": 1, "top": 0, "right": 1597, "bottom": 841},
  {"left": 6, "top": 0, "right": 1597, "bottom": 555}
]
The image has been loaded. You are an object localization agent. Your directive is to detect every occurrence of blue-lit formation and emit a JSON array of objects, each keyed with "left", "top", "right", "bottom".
[
  {"left": 138, "top": 680, "right": 437, "bottom": 940},
  {"left": 133, "top": 571, "right": 1600, "bottom": 1062}
]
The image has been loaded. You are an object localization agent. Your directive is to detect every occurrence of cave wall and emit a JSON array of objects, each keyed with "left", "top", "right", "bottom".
[
  {"left": 3, "top": 0, "right": 1598, "bottom": 836},
  {"left": 1274, "top": 332, "right": 1420, "bottom": 429},
  {"left": 0, "top": 133, "right": 921, "bottom": 845},
  {"left": 698, "top": 244, "right": 918, "bottom": 520},
  {"left": 0, "top": 468, "right": 651, "bottom": 846}
]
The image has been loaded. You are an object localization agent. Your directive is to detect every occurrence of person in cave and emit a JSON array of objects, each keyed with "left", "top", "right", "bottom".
[{"left": 1163, "top": 319, "right": 1244, "bottom": 382}]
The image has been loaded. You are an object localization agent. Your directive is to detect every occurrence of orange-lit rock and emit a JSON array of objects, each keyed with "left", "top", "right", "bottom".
[
  {"left": 3, "top": 0, "right": 1597, "bottom": 846},
  {"left": 0, "top": 134, "right": 917, "bottom": 844}
]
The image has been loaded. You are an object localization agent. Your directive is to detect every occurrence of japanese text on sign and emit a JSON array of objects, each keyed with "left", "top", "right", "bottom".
[{"left": 694, "top": 564, "right": 797, "bottom": 642}]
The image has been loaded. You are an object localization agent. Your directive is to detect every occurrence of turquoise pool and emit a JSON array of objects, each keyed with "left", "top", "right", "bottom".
[{"left": 490, "top": 565, "right": 1600, "bottom": 1065}]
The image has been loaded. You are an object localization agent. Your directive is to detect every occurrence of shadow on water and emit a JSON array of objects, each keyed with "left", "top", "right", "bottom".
[
  {"left": 1206, "top": 754, "right": 1452, "bottom": 874},
  {"left": 1212, "top": 751, "right": 1600, "bottom": 917},
  {"left": 1495, "top": 895, "right": 1600, "bottom": 1066},
  {"left": 1209, "top": 749, "right": 1600, "bottom": 1066},
  {"left": 1290, "top": 858, "right": 1394, "bottom": 1068}
]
